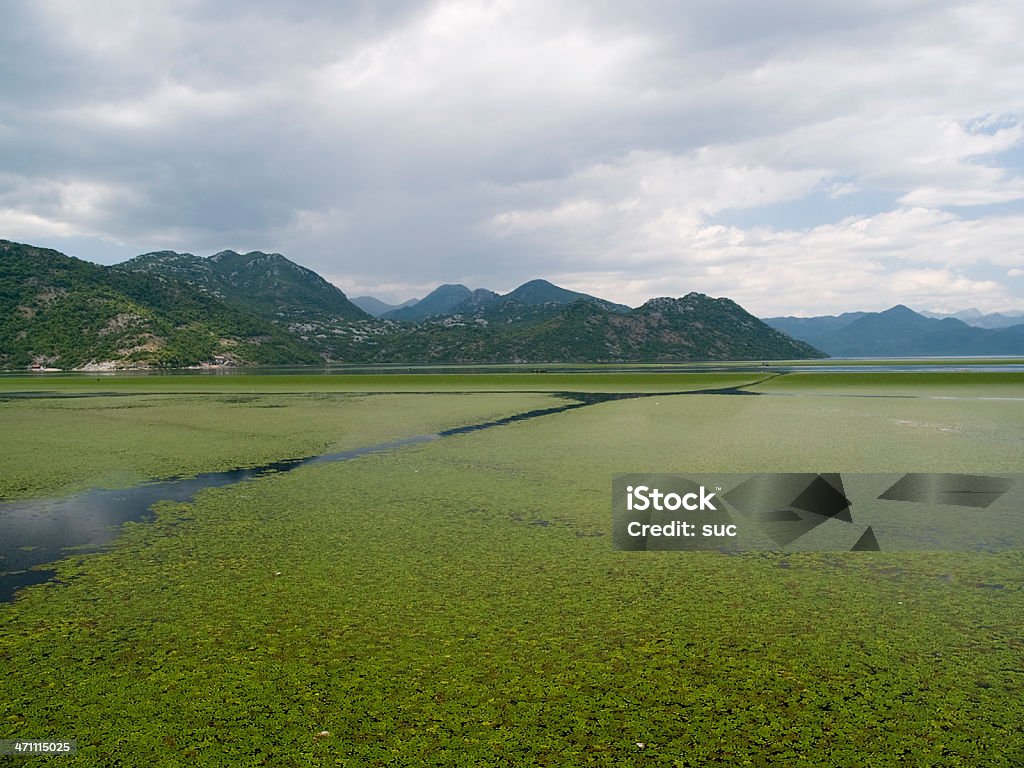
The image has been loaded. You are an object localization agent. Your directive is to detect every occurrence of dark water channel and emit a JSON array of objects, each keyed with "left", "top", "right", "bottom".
[
  {"left": 0, "top": 435, "right": 440, "bottom": 602},
  {"left": 3, "top": 389, "right": 741, "bottom": 602}
]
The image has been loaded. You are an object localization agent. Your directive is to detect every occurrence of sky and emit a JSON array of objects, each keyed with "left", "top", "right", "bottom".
[{"left": 2, "top": 0, "right": 1023, "bottom": 316}]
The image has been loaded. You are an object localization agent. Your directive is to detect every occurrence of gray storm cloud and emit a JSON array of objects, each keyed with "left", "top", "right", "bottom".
[{"left": 1, "top": 0, "right": 1022, "bottom": 314}]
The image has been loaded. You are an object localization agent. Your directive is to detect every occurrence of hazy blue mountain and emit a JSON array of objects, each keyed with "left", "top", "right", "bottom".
[
  {"left": 763, "top": 311, "right": 867, "bottom": 346},
  {"left": 919, "top": 308, "right": 1024, "bottom": 329},
  {"left": 765, "top": 305, "right": 1024, "bottom": 356},
  {"left": 383, "top": 284, "right": 475, "bottom": 321},
  {"left": 351, "top": 296, "right": 419, "bottom": 317}
]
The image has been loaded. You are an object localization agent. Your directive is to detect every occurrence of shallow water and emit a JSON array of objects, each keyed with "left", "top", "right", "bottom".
[
  {"left": 3, "top": 380, "right": 1017, "bottom": 602},
  {"left": 0, "top": 435, "right": 446, "bottom": 602},
  {"left": 4, "top": 358, "right": 1023, "bottom": 380},
  {"left": 0, "top": 392, "right": 654, "bottom": 601}
]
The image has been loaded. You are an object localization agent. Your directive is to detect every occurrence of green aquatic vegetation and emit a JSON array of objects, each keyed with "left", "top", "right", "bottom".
[
  {"left": 1, "top": 373, "right": 1022, "bottom": 765},
  {"left": 754, "top": 370, "right": 1024, "bottom": 397},
  {"left": 2, "top": 437, "right": 1021, "bottom": 765},
  {"left": 423, "top": 390, "right": 1024, "bottom": 486},
  {"left": 0, "top": 392, "right": 563, "bottom": 500},
  {"left": 776, "top": 357, "right": 1024, "bottom": 368}
]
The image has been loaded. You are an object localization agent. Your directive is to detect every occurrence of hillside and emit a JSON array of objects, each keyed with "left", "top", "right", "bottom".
[
  {"left": 2, "top": 239, "right": 825, "bottom": 368},
  {"left": 116, "top": 249, "right": 379, "bottom": 362},
  {"left": 118, "top": 249, "right": 369, "bottom": 324},
  {"left": 352, "top": 296, "right": 419, "bottom": 317},
  {"left": 382, "top": 278, "right": 632, "bottom": 323},
  {"left": 365, "top": 293, "right": 824, "bottom": 363},
  {"left": 764, "top": 305, "right": 1024, "bottom": 356},
  {"left": 0, "top": 240, "right": 321, "bottom": 369}
]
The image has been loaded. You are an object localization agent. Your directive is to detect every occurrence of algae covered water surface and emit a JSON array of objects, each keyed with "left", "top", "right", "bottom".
[{"left": 0, "top": 369, "right": 1022, "bottom": 766}]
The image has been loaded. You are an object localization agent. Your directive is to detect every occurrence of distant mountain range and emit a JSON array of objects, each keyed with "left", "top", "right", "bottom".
[
  {"left": 1, "top": 239, "right": 822, "bottom": 368},
  {"left": 919, "top": 308, "right": 1024, "bottom": 329},
  {"left": 369, "top": 292, "right": 822, "bottom": 364},
  {"left": 378, "top": 279, "right": 632, "bottom": 322},
  {"left": 764, "top": 305, "right": 1024, "bottom": 357},
  {"left": 351, "top": 295, "right": 419, "bottom": 317}
]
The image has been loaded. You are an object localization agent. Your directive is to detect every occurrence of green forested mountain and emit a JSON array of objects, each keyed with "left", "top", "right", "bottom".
[
  {"left": 1, "top": 239, "right": 823, "bottom": 368},
  {"left": 382, "top": 278, "right": 632, "bottom": 322},
  {"left": 115, "top": 248, "right": 372, "bottom": 362},
  {"left": 358, "top": 293, "right": 823, "bottom": 363},
  {"left": 118, "top": 249, "right": 369, "bottom": 324},
  {"left": 0, "top": 240, "right": 321, "bottom": 368}
]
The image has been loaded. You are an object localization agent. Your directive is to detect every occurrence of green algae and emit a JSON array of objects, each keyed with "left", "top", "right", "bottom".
[
  {"left": 0, "top": 392, "right": 564, "bottom": 501},
  {"left": 753, "top": 370, "right": 1024, "bottom": 398},
  {"left": 1, "top": 370, "right": 1022, "bottom": 766}
]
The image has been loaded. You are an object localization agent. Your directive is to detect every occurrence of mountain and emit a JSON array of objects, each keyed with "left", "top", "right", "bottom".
[
  {"left": 383, "top": 284, "right": 475, "bottom": 322},
  {"left": 452, "top": 288, "right": 501, "bottom": 314},
  {"left": 351, "top": 296, "right": 419, "bottom": 317},
  {"left": 119, "top": 249, "right": 369, "bottom": 324},
  {"left": 3, "top": 239, "right": 824, "bottom": 368},
  {"left": 919, "top": 308, "right": 1024, "bottom": 329},
  {"left": 0, "top": 240, "right": 322, "bottom": 369},
  {"left": 116, "top": 249, "right": 374, "bottom": 361},
  {"left": 500, "top": 279, "right": 631, "bottom": 312},
  {"left": 763, "top": 311, "right": 867, "bottom": 346},
  {"left": 389, "top": 278, "right": 633, "bottom": 323},
  {"left": 764, "top": 305, "right": 1024, "bottom": 356},
  {"left": 464, "top": 279, "right": 631, "bottom": 316},
  {"left": 366, "top": 293, "right": 823, "bottom": 363}
]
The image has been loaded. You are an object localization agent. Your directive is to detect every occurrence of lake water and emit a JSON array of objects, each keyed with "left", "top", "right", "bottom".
[
  {"left": 5, "top": 357, "right": 1024, "bottom": 379},
  {"left": 0, "top": 393, "right": 644, "bottom": 602},
  {"left": 2, "top": 361, "right": 1021, "bottom": 601}
]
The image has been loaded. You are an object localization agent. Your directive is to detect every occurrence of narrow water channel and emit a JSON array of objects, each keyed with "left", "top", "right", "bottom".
[{"left": 4, "top": 390, "right": 716, "bottom": 602}]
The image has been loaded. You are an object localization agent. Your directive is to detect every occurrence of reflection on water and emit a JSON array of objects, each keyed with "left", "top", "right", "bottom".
[
  {"left": 1, "top": 393, "right": 655, "bottom": 602},
  {"left": 0, "top": 436, "right": 437, "bottom": 603},
  {"left": 2, "top": 373, "right": 1019, "bottom": 602}
]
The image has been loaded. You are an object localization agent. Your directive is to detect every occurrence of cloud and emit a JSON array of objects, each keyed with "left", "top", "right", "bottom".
[{"left": 0, "top": 0, "right": 1022, "bottom": 314}]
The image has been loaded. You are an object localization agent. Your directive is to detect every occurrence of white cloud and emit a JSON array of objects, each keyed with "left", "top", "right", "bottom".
[
  {"left": 2, "top": 0, "right": 1023, "bottom": 314},
  {"left": 827, "top": 182, "right": 859, "bottom": 198},
  {"left": 0, "top": 173, "right": 140, "bottom": 239},
  {"left": 62, "top": 83, "right": 249, "bottom": 131},
  {"left": 0, "top": 209, "right": 81, "bottom": 239},
  {"left": 482, "top": 184, "right": 1024, "bottom": 314}
]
